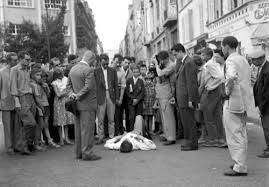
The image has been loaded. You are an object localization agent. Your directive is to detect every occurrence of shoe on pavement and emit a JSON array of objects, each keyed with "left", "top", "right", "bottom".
[
  {"left": 181, "top": 146, "right": 198, "bottom": 151},
  {"left": 202, "top": 140, "right": 219, "bottom": 147},
  {"left": 96, "top": 139, "right": 105, "bottom": 145},
  {"left": 159, "top": 136, "right": 167, "bottom": 142},
  {"left": 223, "top": 168, "right": 247, "bottom": 176},
  {"left": 163, "top": 140, "right": 176, "bottom": 146},
  {"left": 257, "top": 151, "right": 269, "bottom": 158},
  {"left": 218, "top": 142, "right": 228, "bottom": 148},
  {"left": 263, "top": 147, "right": 269, "bottom": 152},
  {"left": 6, "top": 150, "right": 15, "bottom": 155},
  {"left": 82, "top": 154, "right": 102, "bottom": 161}
]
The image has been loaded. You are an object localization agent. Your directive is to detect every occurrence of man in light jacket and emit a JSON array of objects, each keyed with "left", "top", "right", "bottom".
[{"left": 222, "top": 36, "right": 251, "bottom": 176}]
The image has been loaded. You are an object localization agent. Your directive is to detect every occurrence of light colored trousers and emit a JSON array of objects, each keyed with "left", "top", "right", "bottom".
[
  {"left": 223, "top": 101, "right": 248, "bottom": 173},
  {"left": 97, "top": 91, "right": 115, "bottom": 139},
  {"left": 159, "top": 98, "right": 176, "bottom": 141}
]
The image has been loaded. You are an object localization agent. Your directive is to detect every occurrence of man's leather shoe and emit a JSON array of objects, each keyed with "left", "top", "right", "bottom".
[
  {"left": 223, "top": 169, "right": 247, "bottom": 176},
  {"left": 181, "top": 146, "right": 198, "bottom": 151},
  {"left": 163, "top": 140, "right": 176, "bottom": 146},
  {"left": 82, "top": 154, "right": 101, "bottom": 161},
  {"left": 96, "top": 139, "right": 105, "bottom": 145},
  {"left": 257, "top": 151, "right": 269, "bottom": 158}
]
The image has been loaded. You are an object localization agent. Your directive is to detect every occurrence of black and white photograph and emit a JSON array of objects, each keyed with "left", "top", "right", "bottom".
[{"left": 0, "top": 0, "right": 269, "bottom": 186}]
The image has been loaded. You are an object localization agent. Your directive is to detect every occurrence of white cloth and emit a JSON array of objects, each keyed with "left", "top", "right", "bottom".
[
  {"left": 223, "top": 52, "right": 251, "bottom": 174},
  {"left": 104, "top": 132, "right": 157, "bottom": 151},
  {"left": 102, "top": 67, "right": 109, "bottom": 89},
  {"left": 223, "top": 101, "right": 248, "bottom": 173},
  {"left": 52, "top": 76, "right": 68, "bottom": 93}
]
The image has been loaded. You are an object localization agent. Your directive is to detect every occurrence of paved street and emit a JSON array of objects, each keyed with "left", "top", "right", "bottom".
[{"left": 0, "top": 121, "right": 268, "bottom": 187}]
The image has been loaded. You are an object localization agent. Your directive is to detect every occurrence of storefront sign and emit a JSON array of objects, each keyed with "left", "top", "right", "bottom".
[{"left": 250, "top": 1, "right": 269, "bottom": 23}]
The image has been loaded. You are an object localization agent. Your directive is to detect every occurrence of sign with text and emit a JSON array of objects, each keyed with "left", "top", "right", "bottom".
[{"left": 250, "top": 1, "right": 269, "bottom": 23}]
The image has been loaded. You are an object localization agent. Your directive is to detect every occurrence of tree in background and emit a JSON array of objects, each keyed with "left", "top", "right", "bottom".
[{"left": 3, "top": 1, "right": 69, "bottom": 63}]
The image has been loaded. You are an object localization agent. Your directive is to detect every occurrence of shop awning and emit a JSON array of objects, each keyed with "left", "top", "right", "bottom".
[{"left": 251, "top": 22, "right": 269, "bottom": 40}]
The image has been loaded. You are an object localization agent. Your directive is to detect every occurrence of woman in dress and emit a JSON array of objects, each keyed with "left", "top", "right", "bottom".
[{"left": 52, "top": 68, "right": 74, "bottom": 146}]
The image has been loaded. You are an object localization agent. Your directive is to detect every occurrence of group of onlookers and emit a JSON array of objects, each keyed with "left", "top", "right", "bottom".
[{"left": 0, "top": 35, "right": 268, "bottom": 176}]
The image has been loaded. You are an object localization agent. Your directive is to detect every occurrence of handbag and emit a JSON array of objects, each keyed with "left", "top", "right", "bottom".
[{"left": 65, "top": 98, "right": 79, "bottom": 115}]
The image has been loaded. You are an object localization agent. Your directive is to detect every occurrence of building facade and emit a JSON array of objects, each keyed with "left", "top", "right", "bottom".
[{"left": 178, "top": 0, "right": 269, "bottom": 57}]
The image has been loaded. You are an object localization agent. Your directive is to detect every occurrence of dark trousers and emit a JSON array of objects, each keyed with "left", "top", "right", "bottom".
[
  {"left": 176, "top": 108, "right": 184, "bottom": 138},
  {"left": 75, "top": 110, "right": 95, "bottom": 158},
  {"left": 202, "top": 86, "right": 224, "bottom": 141},
  {"left": 128, "top": 103, "right": 143, "bottom": 132},
  {"left": 261, "top": 114, "right": 269, "bottom": 147},
  {"left": 179, "top": 108, "right": 198, "bottom": 148},
  {"left": 114, "top": 105, "right": 125, "bottom": 135},
  {"left": 16, "top": 94, "right": 37, "bottom": 147}
]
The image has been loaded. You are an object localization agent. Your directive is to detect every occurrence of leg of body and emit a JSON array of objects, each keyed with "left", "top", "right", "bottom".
[
  {"left": 128, "top": 105, "right": 135, "bottom": 132},
  {"left": 97, "top": 102, "right": 107, "bottom": 141}
]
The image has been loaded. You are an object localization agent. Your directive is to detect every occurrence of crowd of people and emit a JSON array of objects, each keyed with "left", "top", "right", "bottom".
[{"left": 0, "top": 35, "right": 268, "bottom": 176}]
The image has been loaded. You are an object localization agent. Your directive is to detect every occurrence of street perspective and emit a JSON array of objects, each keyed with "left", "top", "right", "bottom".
[{"left": 0, "top": 0, "right": 269, "bottom": 186}]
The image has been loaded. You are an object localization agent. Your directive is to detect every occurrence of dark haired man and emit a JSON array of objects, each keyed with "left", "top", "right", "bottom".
[
  {"left": 94, "top": 54, "right": 118, "bottom": 144},
  {"left": 0, "top": 52, "right": 19, "bottom": 155},
  {"left": 200, "top": 48, "right": 226, "bottom": 148},
  {"left": 10, "top": 52, "right": 37, "bottom": 155},
  {"left": 113, "top": 54, "right": 126, "bottom": 136},
  {"left": 222, "top": 36, "right": 251, "bottom": 176},
  {"left": 172, "top": 44, "right": 199, "bottom": 150},
  {"left": 155, "top": 51, "right": 176, "bottom": 145},
  {"left": 125, "top": 65, "right": 145, "bottom": 132},
  {"left": 140, "top": 64, "right": 147, "bottom": 82}
]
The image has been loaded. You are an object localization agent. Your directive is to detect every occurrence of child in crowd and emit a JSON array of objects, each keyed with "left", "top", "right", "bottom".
[
  {"left": 30, "top": 68, "right": 60, "bottom": 149},
  {"left": 51, "top": 68, "right": 74, "bottom": 146},
  {"left": 126, "top": 65, "right": 145, "bottom": 132},
  {"left": 143, "top": 74, "right": 156, "bottom": 139}
]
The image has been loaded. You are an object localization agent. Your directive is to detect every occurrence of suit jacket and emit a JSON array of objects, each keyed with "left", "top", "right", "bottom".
[
  {"left": 67, "top": 62, "right": 97, "bottom": 111},
  {"left": 94, "top": 67, "right": 118, "bottom": 105},
  {"left": 225, "top": 53, "right": 251, "bottom": 113},
  {"left": 126, "top": 77, "right": 145, "bottom": 105},
  {"left": 254, "top": 61, "right": 269, "bottom": 115},
  {"left": 176, "top": 56, "right": 199, "bottom": 108}
]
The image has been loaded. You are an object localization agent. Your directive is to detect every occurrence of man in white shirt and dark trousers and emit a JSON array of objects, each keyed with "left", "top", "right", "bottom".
[
  {"left": 94, "top": 54, "right": 118, "bottom": 144},
  {"left": 222, "top": 36, "right": 251, "bottom": 176}
]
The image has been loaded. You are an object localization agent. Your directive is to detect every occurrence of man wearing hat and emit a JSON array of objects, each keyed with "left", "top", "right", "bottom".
[{"left": 250, "top": 49, "right": 269, "bottom": 158}]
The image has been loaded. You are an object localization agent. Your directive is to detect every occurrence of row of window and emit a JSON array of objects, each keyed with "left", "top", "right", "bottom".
[
  {"left": 209, "top": 7, "right": 248, "bottom": 30},
  {"left": 7, "top": 0, "right": 66, "bottom": 9},
  {"left": 9, "top": 24, "right": 70, "bottom": 36}
]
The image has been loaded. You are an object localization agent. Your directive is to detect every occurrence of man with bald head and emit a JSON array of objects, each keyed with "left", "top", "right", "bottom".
[{"left": 67, "top": 50, "right": 101, "bottom": 161}]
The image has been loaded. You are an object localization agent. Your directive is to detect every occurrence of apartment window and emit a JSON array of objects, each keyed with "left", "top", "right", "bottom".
[
  {"left": 45, "top": 0, "right": 66, "bottom": 9},
  {"left": 9, "top": 24, "right": 21, "bottom": 35},
  {"left": 64, "top": 26, "right": 70, "bottom": 36},
  {"left": 232, "top": 0, "right": 238, "bottom": 9},
  {"left": 8, "top": 0, "right": 33, "bottom": 8}
]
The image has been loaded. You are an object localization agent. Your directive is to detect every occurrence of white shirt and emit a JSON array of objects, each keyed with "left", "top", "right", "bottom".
[
  {"left": 102, "top": 67, "right": 109, "bottom": 89},
  {"left": 133, "top": 76, "right": 138, "bottom": 85},
  {"left": 80, "top": 60, "right": 89, "bottom": 66}
]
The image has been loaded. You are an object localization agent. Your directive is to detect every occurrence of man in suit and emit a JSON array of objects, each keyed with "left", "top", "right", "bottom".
[
  {"left": 172, "top": 43, "right": 199, "bottom": 151},
  {"left": 94, "top": 54, "right": 118, "bottom": 144},
  {"left": 67, "top": 50, "right": 101, "bottom": 161},
  {"left": 222, "top": 36, "right": 251, "bottom": 176},
  {"left": 171, "top": 44, "right": 185, "bottom": 140},
  {"left": 0, "top": 52, "right": 18, "bottom": 155},
  {"left": 126, "top": 65, "right": 145, "bottom": 132},
  {"left": 121, "top": 57, "right": 133, "bottom": 131},
  {"left": 250, "top": 50, "right": 269, "bottom": 158}
]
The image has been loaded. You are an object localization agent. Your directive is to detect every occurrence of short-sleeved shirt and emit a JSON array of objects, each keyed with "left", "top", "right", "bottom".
[
  {"left": 10, "top": 64, "right": 32, "bottom": 97},
  {"left": 30, "top": 81, "right": 49, "bottom": 107}
]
